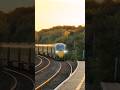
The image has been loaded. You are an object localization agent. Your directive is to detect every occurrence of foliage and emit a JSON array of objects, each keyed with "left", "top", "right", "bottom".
[
  {"left": 86, "top": 1, "right": 120, "bottom": 86},
  {"left": 0, "top": 7, "right": 34, "bottom": 42},
  {"left": 36, "top": 26, "right": 85, "bottom": 60}
]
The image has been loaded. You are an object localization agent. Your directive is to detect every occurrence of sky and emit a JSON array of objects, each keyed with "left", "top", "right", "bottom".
[
  {"left": 0, "top": 0, "right": 33, "bottom": 12},
  {"left": 35, "top": 0, "right": 85, "bottom": 31}
]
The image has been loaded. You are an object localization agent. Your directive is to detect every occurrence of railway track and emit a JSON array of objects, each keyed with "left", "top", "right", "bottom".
[
  {"left": 0, "top": 71, "right": 16, "bottom": 90},
  {"left": 3, "top": 71, "right": 17, "bottom": 90},
  {"left": 67, "top": 61, "right": 77, "bottom": 73},
  {"left": 35, "top": 56, "right": 60, "bottom": 89},
  {"left": 41, "top": 61, "right": 71, "bottom": 90},
  {"left": 35, "top": 56, "right": 42, "bottom": 68},
  {"left": 1, "top": 56, "right": 77, "bottom": 90},
  {"left": 35, "top": 55, "right": 77, "bottom": 90},
  {"left": 4, "top": 68, "right": 34, "bottom": 90},
  {"left": 35, "top": 56, "right": 50, "bottom": 74}
]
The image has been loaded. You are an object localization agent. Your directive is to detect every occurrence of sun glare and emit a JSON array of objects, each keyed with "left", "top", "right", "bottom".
[{"left": 35, "top": 0, "right": 85, "bottom": 31}]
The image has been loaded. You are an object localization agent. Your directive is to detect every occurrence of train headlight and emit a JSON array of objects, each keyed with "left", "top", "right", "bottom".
[
  {"left": 55, "top": 50, "right": 59, "bottom": 53},
  {"left": 64, "top": 50, "right": 68, "bottom": 54}
]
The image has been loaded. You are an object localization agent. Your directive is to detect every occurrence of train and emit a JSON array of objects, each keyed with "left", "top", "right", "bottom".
[
  {"left": 35, "top": 43, "right": 68, "bottom": 59},
  {"left": 55, "top": 43, "right": 68, "bottom": 58}
]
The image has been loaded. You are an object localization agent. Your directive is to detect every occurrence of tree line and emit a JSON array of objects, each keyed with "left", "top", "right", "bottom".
[
  {"left": 36, "top": 25, "right": 85, "bottom": 60},
  {"left": 0, "top": 7, "right": 34, "bottom": 42},
  {"left": 86, "top": 1, "right": 120, "bottom": 89}
]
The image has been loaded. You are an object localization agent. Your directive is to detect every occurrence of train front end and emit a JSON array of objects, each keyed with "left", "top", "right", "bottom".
[{"left": 55, "top": 43, "right": 68, "bottom": 60}]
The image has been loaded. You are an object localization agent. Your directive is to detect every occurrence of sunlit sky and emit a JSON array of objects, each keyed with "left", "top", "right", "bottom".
[{"left": 35, "top": 0, "right": 85, "bottom": 31}]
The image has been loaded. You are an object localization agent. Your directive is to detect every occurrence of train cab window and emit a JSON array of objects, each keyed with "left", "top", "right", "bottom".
[{"left": 56, "top": 44, "right": 65, "bottom": 51}]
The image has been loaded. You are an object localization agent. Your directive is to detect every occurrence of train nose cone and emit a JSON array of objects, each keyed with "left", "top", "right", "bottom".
[{"left": 57, "top": 51, "right": 64, "bottom": 58}]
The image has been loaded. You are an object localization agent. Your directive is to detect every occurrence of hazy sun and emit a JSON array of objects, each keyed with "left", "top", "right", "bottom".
[{"left": 35, "top": 0, "right": 85, "bottom": 31}]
